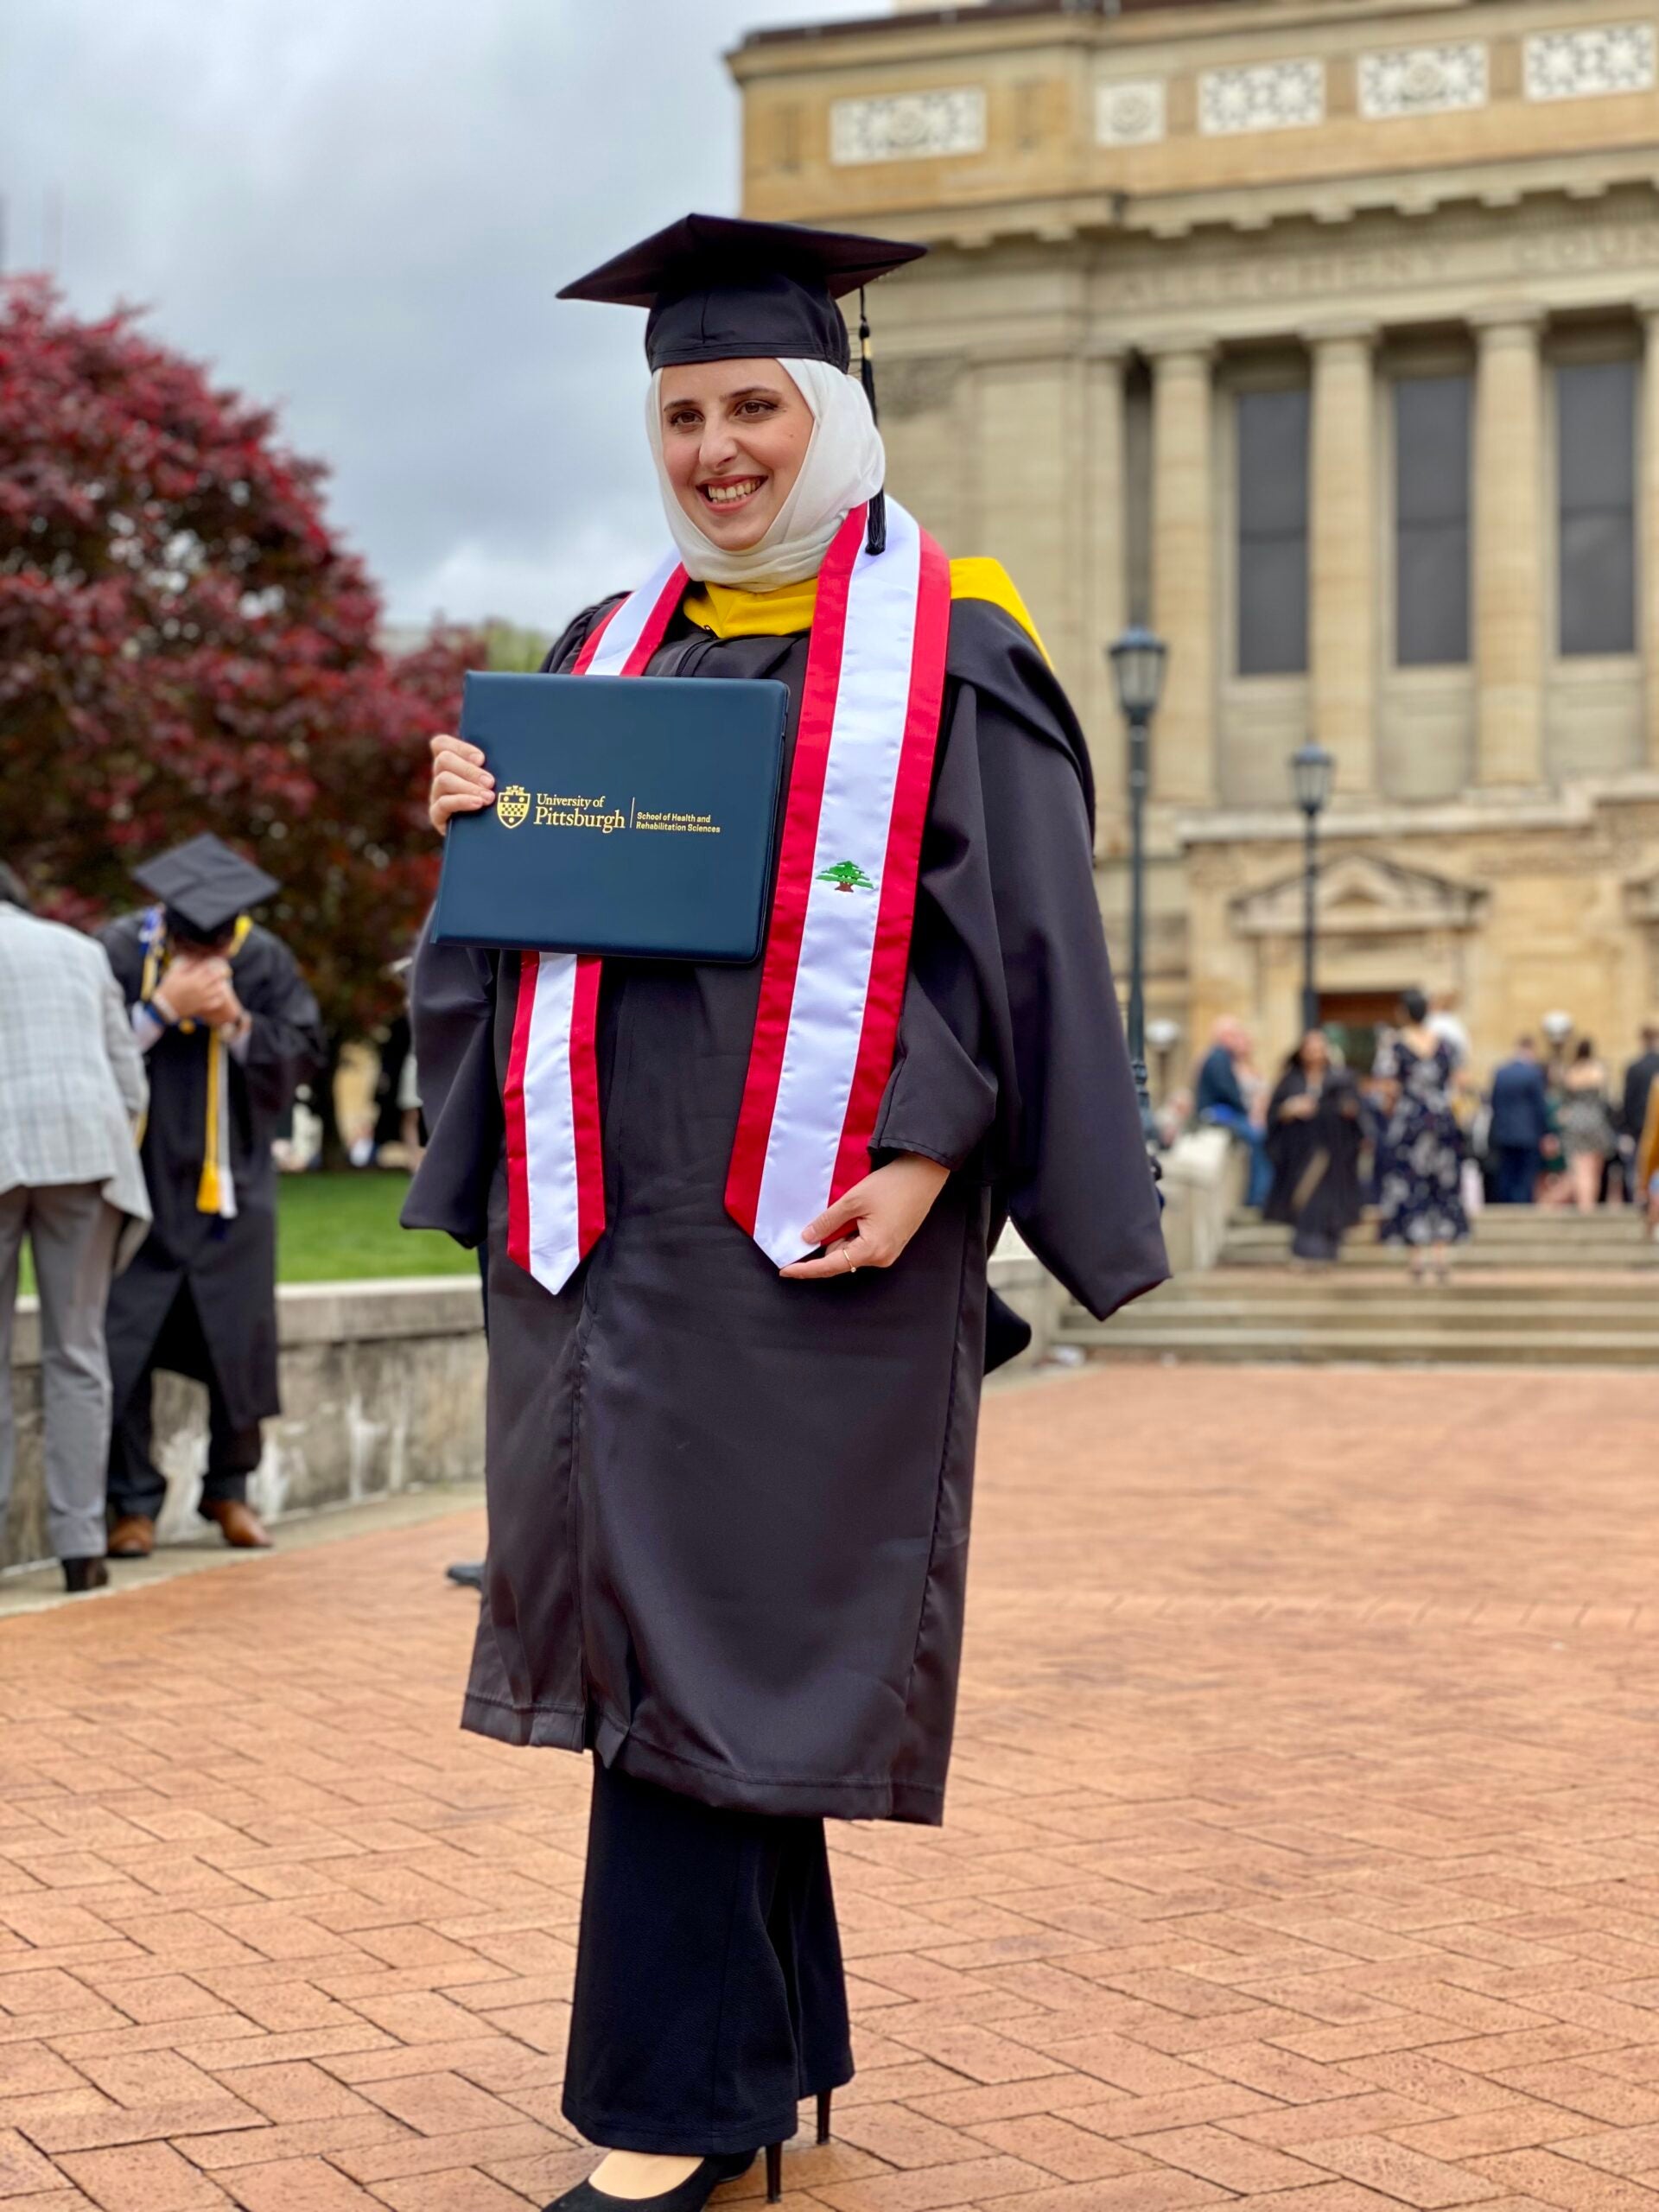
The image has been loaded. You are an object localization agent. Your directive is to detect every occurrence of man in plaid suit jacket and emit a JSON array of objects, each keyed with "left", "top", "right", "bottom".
[{"left": 0, "top": 865, "right": 151, "bottom": 1591}]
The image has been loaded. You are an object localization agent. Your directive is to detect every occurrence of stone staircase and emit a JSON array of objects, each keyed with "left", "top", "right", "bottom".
[{"left": 1060, "top": 1206, "right": 1659, "bottom": 1368}]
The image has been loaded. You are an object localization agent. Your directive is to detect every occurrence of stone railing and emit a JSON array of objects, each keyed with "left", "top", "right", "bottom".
[
  {"left": 1155, "top": 1126, "right": 1246, "bottom": 1274},
  {"left": 3, "top": 1277, "right": 486, "bottom": 1572},
  {"left": 3, "top": 1237, "right": 1068, "bottom": 1572}
]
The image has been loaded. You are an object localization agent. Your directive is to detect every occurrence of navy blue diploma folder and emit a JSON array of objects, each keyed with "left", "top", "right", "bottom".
[{"left": 431, "top": 671, "right": 789, "bottom": 963}]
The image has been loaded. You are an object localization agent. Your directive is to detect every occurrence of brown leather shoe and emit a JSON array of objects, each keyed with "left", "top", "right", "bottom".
[
  {"left": 106, "top": 1515, "right": 156, "bottom": 1559},
  {"left": 200, "top": 1498, "right": 273, "bottom": 1549}
]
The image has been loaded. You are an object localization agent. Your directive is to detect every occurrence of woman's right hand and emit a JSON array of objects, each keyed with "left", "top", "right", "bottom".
[{"left": 429, "top": 734, "right": 495, "bottom": 836}]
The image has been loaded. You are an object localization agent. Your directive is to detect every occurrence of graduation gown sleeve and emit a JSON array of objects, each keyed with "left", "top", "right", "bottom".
[
  {"left": 401, "top": 924, "right": 499, "bottom": 1247},
  {"left": 874, "top": 599, "right": 1169, "bottom": 1320},
  {"left": 401, "top": 599, "right": 609, "bottom": 1247},
  {"left": 234, "top": 937, "right": 326, "bottom": 1134}
]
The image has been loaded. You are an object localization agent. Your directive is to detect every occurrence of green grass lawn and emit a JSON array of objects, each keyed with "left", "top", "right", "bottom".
[
  {"left": 17, "top": 1171, "right": 476, "bottom": 1294},
  {"left": 273, "top": 1171, "right": 478, "bottom": 1282}
]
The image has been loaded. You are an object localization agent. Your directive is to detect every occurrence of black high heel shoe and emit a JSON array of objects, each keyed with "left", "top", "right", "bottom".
[
  {"left": 546, "top": 2150, "right": 754, "bottom": 2212},
  {"left": 763, "top": 2090, "right": 834, "bottom": 2204}
]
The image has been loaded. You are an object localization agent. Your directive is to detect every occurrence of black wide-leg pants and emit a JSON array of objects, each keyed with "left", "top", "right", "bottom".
[{"left": 562, "top": 1760, "right": 855, "bottom": 2157}]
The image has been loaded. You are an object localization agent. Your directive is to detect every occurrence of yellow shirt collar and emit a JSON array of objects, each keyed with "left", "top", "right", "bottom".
[
  {"left": 681, "top": 557, "right": 1050, "bottom": 663},
  {"left": 680, "top": 577, "right": 817, "bottom": 641}
]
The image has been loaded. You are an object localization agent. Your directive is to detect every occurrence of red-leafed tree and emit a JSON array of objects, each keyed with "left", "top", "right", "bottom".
[{"left": 0, "top": 276, "right": 474, "bottom": 1052}]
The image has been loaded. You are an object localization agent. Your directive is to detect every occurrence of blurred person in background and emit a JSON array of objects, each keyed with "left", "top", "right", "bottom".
[
  {"left": 1487, "top": 1037, "right": 1552, "bottom": 1205},
  {"left": 0, "top": 863, "right": 150, "bottom": 1592},
  {"left": 1557, "top": 1038, "right": 1618, "bottom": 1211},
  {"left": 1638, "top": 1061, "right": 1659, "bottom": 1238},
  {"left": 1427, "top": 986, "right": 1471, "bottom": 1074},
  {"left": 99, "top": 837, "right": 324, "bottom": 1559},
  {"left": 1194, "top": 1016, "right": 1272, "bottom": 1207},
  {"left": 1375, "top": 988, "right": 1468, "bottom": 1283},
  {"left": 1621, "top": 1019, "right": 1659, "bottom": 1206},
  {"left": 1263, "top": 1030, "right": 1366, "bottom": 1266}
]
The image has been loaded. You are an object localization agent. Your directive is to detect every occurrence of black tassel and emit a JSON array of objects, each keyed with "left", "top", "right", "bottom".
[{"left": 859, "top": 287, "right": 887, "bottom": 556}]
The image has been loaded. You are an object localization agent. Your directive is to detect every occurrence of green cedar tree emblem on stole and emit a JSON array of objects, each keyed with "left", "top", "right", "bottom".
[{"left": 817, "top": 860, "right": 876, "bottom": 894}]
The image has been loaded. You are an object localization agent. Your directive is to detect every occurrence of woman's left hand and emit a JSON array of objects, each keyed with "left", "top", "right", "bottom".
[{"left": 779, "top": 1154, "right": 951, "bottom": 1281}]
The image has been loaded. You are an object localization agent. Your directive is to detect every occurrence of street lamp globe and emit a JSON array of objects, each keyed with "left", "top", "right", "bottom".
[
  {"left": 1289, "top": 741, "right": 1336, "bottom": 817},
  {"left": 1107, "top": 625, "right": 1167, "bottom": 721}
]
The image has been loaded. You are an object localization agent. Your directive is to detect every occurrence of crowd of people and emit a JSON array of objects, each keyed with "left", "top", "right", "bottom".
[
  {"left": 0, "top": 840, "right": 322, "bottom": 1593},
  {"left": 1190, "top": 1000, "right": 1659, "bottom": 1271}
]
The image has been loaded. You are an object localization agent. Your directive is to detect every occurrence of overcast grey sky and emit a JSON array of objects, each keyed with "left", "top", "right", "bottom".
[{"left": 0, "top": 0, "right": 876, "bottom": 630}]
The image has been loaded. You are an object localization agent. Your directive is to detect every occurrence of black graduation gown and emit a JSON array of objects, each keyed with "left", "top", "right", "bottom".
[
  {"left": 1263, "top": 1065, "right": 1367, "bottom": 1260},
  {"left": 100, "top": 917, "right": 326, "bottom": 1432},
  {"left": 404, "top": 591, "right": 1168, "bottom": 1825}
]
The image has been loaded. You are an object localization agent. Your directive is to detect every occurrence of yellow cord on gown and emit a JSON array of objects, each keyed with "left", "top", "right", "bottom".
[{"left": 140, "top": 914, "right": 253, "bottom": 1214}]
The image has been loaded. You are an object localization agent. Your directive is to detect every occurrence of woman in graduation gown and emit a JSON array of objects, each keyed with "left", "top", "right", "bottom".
[
  {"left": 1262, "top": 1029, "right": 1368, "bottom": 1264},
  {"left": 406, "top": 213, "right": 1167, "bottom": 2212}
]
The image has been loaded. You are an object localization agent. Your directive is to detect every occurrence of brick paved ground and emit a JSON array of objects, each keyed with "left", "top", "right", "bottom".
[{"left": 3, "top": 1363, "right": 1659, "bottom": 2212}]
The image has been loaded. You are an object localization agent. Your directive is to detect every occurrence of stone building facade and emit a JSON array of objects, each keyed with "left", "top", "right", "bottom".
[{"left": 729, "top": 0, "right": 1659, "bottom": 1079}]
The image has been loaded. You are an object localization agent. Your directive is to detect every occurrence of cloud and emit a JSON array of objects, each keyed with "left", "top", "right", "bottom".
[{"left": 1, "top": 0, "right": 877, "bottom": 628}]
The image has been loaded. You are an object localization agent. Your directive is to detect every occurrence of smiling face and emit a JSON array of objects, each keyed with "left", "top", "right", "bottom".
[{"left": 658, "top": 359, "right": 815, "bottom": 551}]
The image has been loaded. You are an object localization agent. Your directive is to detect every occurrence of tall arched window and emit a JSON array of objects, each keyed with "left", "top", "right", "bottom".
[{"left": 1557, "top": 359, "right": 1637, "bottom": 658}]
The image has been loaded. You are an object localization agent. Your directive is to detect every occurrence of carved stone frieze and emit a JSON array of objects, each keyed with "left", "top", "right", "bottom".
[
  {"left": 1523, "top": 22, "right": 1656, "bottom": 101},
  {"left": 830, "top": 88, "right": 986, "bottom": 167},
  {"left": 1359, "top": 41, "right": 1489, "bottom": 118},
  {"left": 1098, "top": 200, "right": 1659, "bottom": 318},
  {"left": 1198, "top": 59, "right": 1325, "bottom": 136}
]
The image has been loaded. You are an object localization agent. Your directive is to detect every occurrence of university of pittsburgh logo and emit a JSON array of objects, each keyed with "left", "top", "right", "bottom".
[
  {"left": 496, "top": 784, "right": 531, "bottom": 830},
  {"left": 817, "top": 860, "right": 876, "bottom": 894}
]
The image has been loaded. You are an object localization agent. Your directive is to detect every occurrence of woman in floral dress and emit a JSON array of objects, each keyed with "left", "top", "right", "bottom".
[{"left": 1375, "top": 988, "right": 1468, "bottom": 1281}]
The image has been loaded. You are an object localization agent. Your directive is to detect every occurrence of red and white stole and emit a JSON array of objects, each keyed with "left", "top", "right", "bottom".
[{"left": 504, "top": 496, "right": 950, "bottom": 1291}]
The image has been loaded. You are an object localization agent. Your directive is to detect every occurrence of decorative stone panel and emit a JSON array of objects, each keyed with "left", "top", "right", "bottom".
[
  {"left": 1523, "top": 22, "right": 1656, "bottom": 100},
  {"left": 1198, "top": 59, "right": 1325, "bottom": 136},
  {"left": 1358, "top": 41, "right": 1489, "bottom": 118},
  {"left": 830, "top": 88, "right": 987, "bottom": 166},
  {"left": 874, "top": 354, "right": 965, "bottom": 421},
  {"left": 1097, "top": 77, "right": 1167, "bottom": 147}
]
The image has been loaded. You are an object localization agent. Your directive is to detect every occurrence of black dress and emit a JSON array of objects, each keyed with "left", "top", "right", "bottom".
[
  {"left": 1263, "top": 1066, "right": 1366, "bottom": 1262},
  {"left": 1375, "top": 1034, "right": 1469, "bottom": 1247}
]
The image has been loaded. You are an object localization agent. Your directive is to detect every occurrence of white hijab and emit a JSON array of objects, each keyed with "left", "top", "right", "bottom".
[{"left": 645, "top": 355, "right": 886, "bottom": 590}]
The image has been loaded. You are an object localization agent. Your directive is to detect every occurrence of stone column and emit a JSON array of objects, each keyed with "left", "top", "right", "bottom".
[
  {"left": 1306, "top": 322, "right": 1377, "bottom": 797},
  {"left": 1083, "top": 342, "right": 1128, "bottom": 847},
  {"left": 1148, "top": 340, "right": 1217, "bottom": 806},
  {"left": 1640, "top": 303, "right": 1659, "bottom": 769},
  {"left": 1473, "top": 309, "right": 1547, "bottom": 787}
]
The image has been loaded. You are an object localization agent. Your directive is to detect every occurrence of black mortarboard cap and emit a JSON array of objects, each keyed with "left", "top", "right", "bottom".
[
  {"left": 558, "top": 212, "right": 925, "bottom": 375},
  {"left": 132, "top": 834, "right": 279, "bottom": 939}
]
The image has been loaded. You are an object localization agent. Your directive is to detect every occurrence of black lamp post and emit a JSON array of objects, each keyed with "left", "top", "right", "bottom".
[
  {"left": 1289, "top": 741, "right": 1335, "bottom": 1034},
  {"left": 1107, "top": 624, "right": 1168, "bottom": 1154}
]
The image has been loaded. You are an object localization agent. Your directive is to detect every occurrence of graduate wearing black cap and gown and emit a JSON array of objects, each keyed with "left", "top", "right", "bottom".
[
  {"left": 405, "top": 216, "right": 1166, "bottom": 2208},
  {"left": 99, "top": 836, "right": 325, "bottom": 1554}
]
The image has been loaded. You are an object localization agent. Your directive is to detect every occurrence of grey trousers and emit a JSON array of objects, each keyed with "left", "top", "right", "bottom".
[{"left": 0, "top": 1183, "right": 122, "bottom": 1561}]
